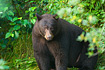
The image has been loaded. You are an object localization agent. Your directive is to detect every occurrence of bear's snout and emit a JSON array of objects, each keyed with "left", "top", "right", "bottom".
[{"left": 44, "top": 29, "right": 54, "bottom": 41}]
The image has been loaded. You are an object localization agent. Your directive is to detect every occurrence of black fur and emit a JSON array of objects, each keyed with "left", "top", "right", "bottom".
[{"left": 32, "top": 14, "right": 98, "bottom": 70}]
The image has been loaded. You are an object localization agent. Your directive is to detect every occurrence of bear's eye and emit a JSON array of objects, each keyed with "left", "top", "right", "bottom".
[{"left": 44, "top": 26, "right": 48, "bottom": 29}]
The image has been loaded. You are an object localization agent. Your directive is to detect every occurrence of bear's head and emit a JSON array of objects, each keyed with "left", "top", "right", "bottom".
[{"left": 36, "top": 13, "right": 59, "bottom": 41}]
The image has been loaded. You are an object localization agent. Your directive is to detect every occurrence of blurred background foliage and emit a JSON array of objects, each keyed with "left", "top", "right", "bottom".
[{"left": 0, "top": 0, "right": 105, "bottom": 70}]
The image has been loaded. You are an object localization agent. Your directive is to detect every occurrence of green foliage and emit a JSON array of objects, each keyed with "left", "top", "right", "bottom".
[
  {"left": 78, "top": 24, "right": 105, "bottom": 53},
  {"left": 1, "top": 34, "right": 36, "bottom": 70},
  {"left": 13, "top": 58, "right": 38, "bottom": 70},
  {"left": 0, "top": 59, "right": 9, "bottom": 69}
]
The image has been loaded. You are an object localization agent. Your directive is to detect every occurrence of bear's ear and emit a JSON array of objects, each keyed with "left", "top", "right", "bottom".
[
  {"left": 36, "top": 13, "right": 42, "bottom": 21},
  {"left": 53, "top": 14, "right": 59, "bottom": 20}
]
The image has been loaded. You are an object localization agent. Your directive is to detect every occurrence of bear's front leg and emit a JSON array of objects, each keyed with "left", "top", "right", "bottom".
[
  {"left": 55, "top": 52, "right": 68, "bottom": 70},
  {"left": 32, "top": 36, "right": 52, "bottom": 70},
  {"left": 47, "top": 40, "right": 69, "bottom": 70},
  {"left": 34, "top": 52, "right": 51, "bottom": 70}
]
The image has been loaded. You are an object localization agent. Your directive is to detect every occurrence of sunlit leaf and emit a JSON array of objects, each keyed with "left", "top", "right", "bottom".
[
  {"left": 84, "top": 37, "right": 88, "bottom": 42},
  {"left": 68, "top": 0, "right": 80, "bottom": 6},
  {"left": 78, "top": 19, "right": 82, "bottom": 23},
  {"left": 88, "top": 51, "right": 94, "bottom": 57},
  {"left": 93, "top": 37, "right": 96, "bottom": 43},
  {"left": 31, "top": 19, "right": 36, "bottom": 24},
  {"left": 18, "top": 17, "right": 22, "bottom": 20},
  {"left": 29, "top": 7, "right": 36, "bottom": 11},
  {"left": 5, "top": 32, "right": 11, "bottom": 38},
  {"left": 0, "top": 12, "right": 3, "bottom": 14},
  {"left": 15, "top": 31, "right": 19, "bottom": 38},
  {"left": 101, "top": 0, "right": 105, "bottom": 4},
  {"left": 0, "top": 59, "right": 9, "bottom": 69},
  {"left": 22, "top": 19, "right": 29, "bottom": 27},
  {"left": 4, "top": 7, "right": 8, "bottom": 12},
  {"left": 12, "top": 17, "right": 18, "bottom": 22},
  {"left": 80, "top": 33, "right": 84, "bottom": 40},
  {"left": 25, "top": 10, "right": 29, "bottom": 13},
  {"left": 11, "top": 33, "right": 14, "bottom": 37}
]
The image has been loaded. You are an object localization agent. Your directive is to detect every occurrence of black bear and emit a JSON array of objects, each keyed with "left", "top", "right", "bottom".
[{"left": 32, "top": 13, "right": 98, "bottom": 70}]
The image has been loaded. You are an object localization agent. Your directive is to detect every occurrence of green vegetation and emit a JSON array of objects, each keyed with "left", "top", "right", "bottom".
[
  {"left": 0, "top": 59, "right": 9, "bottom": 69},
  {"left": 0, "top": 0, "right": 105, "bottom": 70}
]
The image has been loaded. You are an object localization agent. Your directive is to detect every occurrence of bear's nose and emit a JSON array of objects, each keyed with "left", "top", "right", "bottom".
[{"left": 47, "top": 35, "right": 52, "bottom": 38}]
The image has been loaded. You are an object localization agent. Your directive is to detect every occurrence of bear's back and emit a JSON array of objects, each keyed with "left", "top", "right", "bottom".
[{"left": 58, "top": 18, "right": 84, "bottom": 38}]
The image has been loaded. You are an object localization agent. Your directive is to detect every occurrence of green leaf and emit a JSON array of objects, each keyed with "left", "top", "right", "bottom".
[
  {"left": 29, "top": 1, "right": 35, "bottom": 3},
  {"left": 0, "top": 59, "right": 9, "bottom": 69},
  {"left": 4, "top": 7, "right": 8, "bottom": 12},
  {"left": 13, "top": 25, "right": 20, "bottom": 30},
  {"left": 15, "top": 31, "right": 19, "bottom": 38},
  {"left": 12, "top": 17, "right": 18, "bottom": 22},
  {"left": 18, "top": 17, "right": 22, "bottom": 20},
  {"left": 0, "top": 12, "right": 3, "bottom": 14},
  {"left": 31, "top": 19, "right": 36, "bottom": 24},
  {"left": 2, "top": 66, "right": 9, "bottom": 69},
  {"left": 8, "top": 11, "right": 14, "bottom": 16},
  {"left": 11, "top": 34, "right": 14, "bottom": 37},
  {"left": 101, "top": 0, "right": 105, "bottom": 4},
  {"left": 25, "top": 10, "right": 29, "bottom": 13},
  {"left": 29, "top": 7, "right": 36, "bottom": 11},
  {"left": 7, "top": 16, "right": 12, "bottom": 21},
  {"left": 23, "top": 20, "right": 29, "bottom": 27},
  {"left": 88, "top": 51, "right": 94, "bottom": 57},
  {"left": 5, "top": 32, "right": 11, "bottom": 38},
  {"left": 9, "top": 22, "right": 16, "bottom": 25},
  {"left": 0, "top": 27, "right": 1, "bottom": 28}
]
